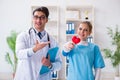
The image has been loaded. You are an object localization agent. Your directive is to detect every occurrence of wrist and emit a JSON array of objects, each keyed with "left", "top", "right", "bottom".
[
  {"left": 63, "top": 45, "right": 71, "bottom": 52},
  {"left": 33, "top": 46, "right": 37, "bottom": 53},
  {"left": 48, "top": 64, "right": 53, "bottom": 69}
]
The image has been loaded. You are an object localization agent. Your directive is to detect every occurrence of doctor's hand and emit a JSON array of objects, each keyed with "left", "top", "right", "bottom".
[
  {"left": 33, "top": 40, "right": 50, "bottom": 53},
  {"left": 41, "top": 55, "right": 52, "bottom": 67},
  {"left": 64, "top": 41, "right": 75, "bottom": 52}
]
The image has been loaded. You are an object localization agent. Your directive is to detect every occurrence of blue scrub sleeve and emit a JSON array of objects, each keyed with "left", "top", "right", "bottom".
[
  {"left": 94, "top": 45, "right": 105, "bottom": 69},
  {"left": 62, "top": 50, "right": 69, "bottom": 56}
]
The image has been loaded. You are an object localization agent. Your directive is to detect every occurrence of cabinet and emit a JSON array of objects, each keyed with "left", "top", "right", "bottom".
[
  {"left": 31, "top": 6, "right": 59, "bottom": 80},
  {"left": 65, "top": 5, "right": 94, "bottom": 79}
]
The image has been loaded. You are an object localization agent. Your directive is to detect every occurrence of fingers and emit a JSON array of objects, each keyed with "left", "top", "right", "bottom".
[
  {"left": 36, "top": 40, "right": 50, "bottom": 46},
  {"left": 35, "top": 40, "right": 39, "bottom": 45},
  {"left": 36, "top": 40, "right": 50, "bottom": 43},
  {"left": 34, "top": 40, "right": 51, "bottom": 52},
  {"left": 43, "top": 41, "right": 50, "bottom": 45},
  {"left": 67, "top": 41, "right": 75, "bottom": 50},
  {"left": 41, "top": 56, "right": 51, "bottom": 66},
  {"left": 48, "top": 55, "right": 50, "bottom": 60},
  {"left": 41, "top": 57, "right": 45, "bottom": 63},
  {"left": 70, "top": 41, "right": 75, "bottom": 46}
]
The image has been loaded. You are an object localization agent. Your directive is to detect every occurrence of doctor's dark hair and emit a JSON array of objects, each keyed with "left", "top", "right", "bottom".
[{"left": 33, "top": 6, "right": 49, "bottom": 18}]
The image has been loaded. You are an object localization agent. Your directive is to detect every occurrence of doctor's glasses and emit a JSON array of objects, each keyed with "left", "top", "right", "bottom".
[{"left": 33, "top": 15, "right": 46, "bottom": 20}]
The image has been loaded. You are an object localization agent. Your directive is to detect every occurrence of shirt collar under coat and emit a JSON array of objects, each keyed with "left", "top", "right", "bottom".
[
  {"left": 33, "top": 27, "right": 46, "bottom": 37},
  {"left": 29, "top": 27, "right": 48, "bottom": 43}
]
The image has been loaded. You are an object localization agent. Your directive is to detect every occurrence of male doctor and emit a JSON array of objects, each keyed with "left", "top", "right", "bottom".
[{"left": 14, "top": 6, "right": 62, "bottom": 80}]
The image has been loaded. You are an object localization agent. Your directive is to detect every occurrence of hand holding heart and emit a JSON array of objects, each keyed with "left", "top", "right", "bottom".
[
  {"left": 64, "top": 41, "right": 75, "bottom": 51},
  {"left": 63, "top": 36, "right": 80, "bottom": 52},
  {"left": 72, "top": 36, "right": 81, "bottom": 44}
]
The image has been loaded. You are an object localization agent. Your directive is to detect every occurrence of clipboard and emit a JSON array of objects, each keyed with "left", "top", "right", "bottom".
[{"left": 39, "top": 47, "right": 59, "bottom": 75}]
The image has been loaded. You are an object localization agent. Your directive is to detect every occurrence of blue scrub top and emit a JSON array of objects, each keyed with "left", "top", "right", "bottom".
[{"left": 62, "top": 42, "right": 105, "bottom": 80}]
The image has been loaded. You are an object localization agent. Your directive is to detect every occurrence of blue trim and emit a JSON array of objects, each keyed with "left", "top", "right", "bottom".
[{"left": 62, "top": 51, "right": 68, "bottom": 56}]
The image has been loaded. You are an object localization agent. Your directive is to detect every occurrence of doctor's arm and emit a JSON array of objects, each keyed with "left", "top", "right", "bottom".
[
  {"left": 46, "top": 38, "right": 62, "bottom": 71},
  {"left": 41, "top": 51, "right": 62, "bottom": 71},
  {"left": 50, "top": 51, "right": 62, "bottom": 71},
  {"left": 33, "top": 40, "right": 50, "bottom": 53},
  {"left": 16, "top": 33, "right": 35, "bottom": 59},
  {"left": 62, "top": 41, "right": 75, "bottom": 56},
  {"left": 16, "top": 33, "right": 50, "bottom": 59},
  {"left": 94, "top": 45, "right": 105, "bottom": 80},
  {"left": 95, "top": 68, "right": 101, "bottom": 80}
]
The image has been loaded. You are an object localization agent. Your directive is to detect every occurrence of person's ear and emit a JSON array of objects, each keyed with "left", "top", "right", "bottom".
[
  {"left": 46, "top": 18, "right": 48, "bottom": 23},
  {"left": 89, "top": 31, "right": 92, "bottom": 35}
]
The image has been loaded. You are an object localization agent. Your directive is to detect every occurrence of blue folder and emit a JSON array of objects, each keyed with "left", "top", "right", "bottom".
[{"left": 39, "top": 47, "right": 59, "bottom": 75}]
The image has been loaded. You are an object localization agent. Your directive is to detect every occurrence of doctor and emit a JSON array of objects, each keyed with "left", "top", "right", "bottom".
[
  {"left": 62, "top": 21, "right": 105, "bottom": 80},
  {"left": 14, "top": 6, "right": 62, "bottom": 80}
]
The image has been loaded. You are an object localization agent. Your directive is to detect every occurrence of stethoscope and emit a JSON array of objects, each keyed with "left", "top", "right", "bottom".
[{"left": 28, "top": 27, "right": 51, "bottom": 48}]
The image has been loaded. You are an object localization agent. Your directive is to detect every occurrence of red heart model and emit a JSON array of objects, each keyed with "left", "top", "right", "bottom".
[{"left": 72, "top": 36, "right": 81, "bottom": 44}]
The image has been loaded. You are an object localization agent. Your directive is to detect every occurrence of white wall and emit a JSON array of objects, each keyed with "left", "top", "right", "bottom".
[
  {"left": 0, "top": 0, "right": 31, "bottom": 73},
  {"left": 0, "top": 0, "right": 120, "bottom": 80}
]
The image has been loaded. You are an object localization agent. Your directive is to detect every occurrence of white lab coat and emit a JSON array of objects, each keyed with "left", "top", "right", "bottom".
[{"left": 14, "top": 28, "right": 62, "bottom": 80}]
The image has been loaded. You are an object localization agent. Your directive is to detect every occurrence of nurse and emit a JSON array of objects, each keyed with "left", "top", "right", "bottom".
[
  {"left": 62, "top": 21, "right": 105, "bottom": 80},
  {"left": 14, "top": 6, "right": 62, "bottom": 80}
]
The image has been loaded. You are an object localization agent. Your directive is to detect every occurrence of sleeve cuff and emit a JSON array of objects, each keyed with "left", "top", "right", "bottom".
[
  {"left": 49, "top": 63, "right": 54, "bottom": 71},
  {"left": 48, "top": 64, "right": 53, "bottom": 69},
  {"left": 27, "top": 48, "right": 35, "bottom": 57},
  {"left": 63, "top": 45, "right": 71, "bottom": 53}
]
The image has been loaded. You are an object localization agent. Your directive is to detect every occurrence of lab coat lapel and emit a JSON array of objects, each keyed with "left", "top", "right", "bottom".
[{"left": 29, "top": 29, "right": 40, "bottom": 47}]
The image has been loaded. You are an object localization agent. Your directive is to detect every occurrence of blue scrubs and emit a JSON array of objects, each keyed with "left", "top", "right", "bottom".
[{"left": 62, "top": 42, "right": 105, "bottom": 80}]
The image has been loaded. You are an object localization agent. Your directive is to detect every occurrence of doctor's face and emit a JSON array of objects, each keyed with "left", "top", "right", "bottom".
[
  {"left": 33, "top": 11, "right": 48, "bottom": 32},
  {"left": 77, "top": 23, "right": 91, "bottom": 41}
]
